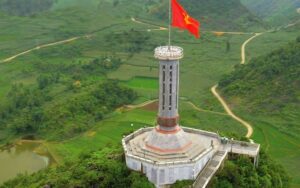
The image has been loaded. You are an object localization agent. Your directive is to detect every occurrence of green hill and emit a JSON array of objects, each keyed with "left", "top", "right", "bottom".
[
  {"left": 219, "top": 37, "right": 300, "bottom": 134},
  {"left": 219, "top": 37, "right": 300, "bottom": 186},
  {"left": 241, "top": 0, "right": 300, "bottom": 25},
  {"left": 0, "top": 0, "right": 265, "bottom": 31},
  {"left": 143, "top": 0, "right": 265, "bottom": 31}
]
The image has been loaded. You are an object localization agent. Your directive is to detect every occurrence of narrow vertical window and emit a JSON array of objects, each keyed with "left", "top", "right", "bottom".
[
  {"left": 163, "top": 71, "right": 165, "bottom": 82},
  {"left": 170, "top": 84, "right": 172, "bottom": 94},
  {"left": 169, "top": 95, "right": 172, "bottom": 106},
  {"left": 176, "top": 94, "right": 178, "bottom": 109},
  {"left": 163, "top": 83, "right": 165, "bottom": 94},
  {"left": 162, "top": 95, "right": 165, "bottom": 110}
]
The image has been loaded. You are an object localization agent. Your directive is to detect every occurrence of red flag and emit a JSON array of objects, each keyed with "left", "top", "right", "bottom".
[{"left": 171, "top": 0, "right": 200, "bottom": 38}]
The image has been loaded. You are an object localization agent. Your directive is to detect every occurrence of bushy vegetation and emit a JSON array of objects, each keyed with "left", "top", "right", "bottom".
[
  {"left": 0, "top": 78, "right": 137, "bottom": 140},
  {"left": 219, "top": 37, "right": 300, "bottom": 114},
  {"left": 1, "top": 146, "right": 154, "bottom": 188},
  {"left": 210, "top": 150, "right": 290, "bottom": 188},
  {"left": 218, "top": 37, "right": 300, "bottom": 185},
  {"left": 169, "top": 149, "right": 289, "bottom": 188},
  {"left": 241, "top": 0, "right": 300, "bottom": 25}
]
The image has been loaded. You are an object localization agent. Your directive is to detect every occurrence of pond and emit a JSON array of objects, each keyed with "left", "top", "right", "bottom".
[{"left": 0, "top": 141, "right": 54, "bottom": 184}]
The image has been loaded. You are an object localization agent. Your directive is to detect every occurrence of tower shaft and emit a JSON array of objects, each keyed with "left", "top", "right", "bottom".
[{"left": 155, "top": 46, "right": 183, "bottom": 132}]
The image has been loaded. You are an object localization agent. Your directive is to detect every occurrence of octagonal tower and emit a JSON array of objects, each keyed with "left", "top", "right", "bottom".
[{"left": 145, "top": 46, "right": 192, "bottom": 153}]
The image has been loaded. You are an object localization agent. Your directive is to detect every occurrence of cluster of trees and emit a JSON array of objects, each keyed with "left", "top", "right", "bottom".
[
  {"left": 33, "top": 55, "right": 123, "bottom": 81},
  {"left": 0, "top": 80, "right": 137, "bottom": 140},
  {"left": 82, "top": 56, "right": 123, "bottom": 74},
  {"left": 219, "top": 37, "right": 300, "bottom": 114},
  {"left": 67, "top": 80, "right": 137, "bottom": 121},
  {"left": 210, "top": 150, "right": 290, "bottom": 188},
  {"left": 2, "top": 146, "right": 154, "bottom": 188},
  {"left": 105, "top": 30, "right": 153, "bottom": 55},
  {"left": 0, "top": 84, "right": 51, "bottom": 133},
  {"left": 0, "top": 0, "right": 55, "bottom": 16},
  {"left": 171, "top": 150, "right": 290, "bottom": 188},
  {"left": 37, "top": 73, "right": 60, "bottom": 89}
]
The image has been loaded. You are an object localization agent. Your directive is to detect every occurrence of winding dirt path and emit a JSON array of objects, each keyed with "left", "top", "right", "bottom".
[
  {"left": 0, "top": 36, "right": 86, "bottom": 63},
  {"left": 186, "top": 101, "right": 228, "bottom": 116},
  {"left": 125, "top": 99, "right": 158, "bottom": 109},
  {"left": 210, "top": 32, "right": 265, "bottom": 138},
  {"left": 241, "top": 33, "right": 263, "bottom": 64},
  {"left": 211, "top": 85, "right": 253, "bottom": 138}
]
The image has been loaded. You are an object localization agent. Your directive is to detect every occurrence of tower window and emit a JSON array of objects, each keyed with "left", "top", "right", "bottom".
[
  {"left": 162, "top": 95, "right": 165, "bottom": 110},
  {"left": 170, "top": 65, "right": 173, "bottom": 69},
  {"left": 163, "top": 65, "right": 166, "bottom": 69},
  {"left": 176, "top": 94, "right": 178, "bottom": 109},
  {"left": 163, "top": 83, "right": 165, "bottom": 94},
  {"left": 169, "top": 95, "right": 172, "bottom": 105},
  {"left": 163, "top": 71, "right": 165, "bottom": 82},
  {"left": 170, "top": 84, "right": 172, "bottom": 94}
]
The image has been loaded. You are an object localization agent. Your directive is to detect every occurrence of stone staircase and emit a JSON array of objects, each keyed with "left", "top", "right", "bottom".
[{"left": 193, "top": 150, "right": 228, "bottom": 188}]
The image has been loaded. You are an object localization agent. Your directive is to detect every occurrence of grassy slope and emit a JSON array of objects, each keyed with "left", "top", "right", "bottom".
[
  {"left": 219, "top": 36, "right": 300, "bottom": 187},
  {"left": 0, "top": 0, "right": 256, "bottom": 141},
  {"left": 241, "top": 0, "right": 300, "bottom": 25}
]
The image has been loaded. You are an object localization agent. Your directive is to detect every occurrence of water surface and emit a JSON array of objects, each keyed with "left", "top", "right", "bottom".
[{"left": 0, "top": 142, "right": 51, "bottom": 184}]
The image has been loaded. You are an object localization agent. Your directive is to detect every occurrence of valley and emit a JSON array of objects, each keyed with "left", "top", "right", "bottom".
[{"left": 0, "top": 0, "right": 299, "bottom": 187}]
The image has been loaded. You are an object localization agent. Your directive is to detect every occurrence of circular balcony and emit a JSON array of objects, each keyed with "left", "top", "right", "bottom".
[{"left": 154, "top": 46, "right": 184, "bottom": 60}]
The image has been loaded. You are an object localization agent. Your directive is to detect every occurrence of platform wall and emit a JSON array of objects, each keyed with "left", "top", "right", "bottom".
[{"left": 125, "top": 149, "right": 214, "bottom": 187}]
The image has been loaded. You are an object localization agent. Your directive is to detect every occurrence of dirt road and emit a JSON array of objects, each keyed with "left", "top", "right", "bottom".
[
  {"left": 211, "top": 85, "right": 253, "bottom": 138},
  {"left": 0, "top": 36, "right": 91, "bottom": 64}
]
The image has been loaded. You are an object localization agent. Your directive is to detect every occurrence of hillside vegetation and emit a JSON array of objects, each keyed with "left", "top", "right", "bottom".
[
  {"left": 146, "top": 0, "right": 265, "bottom": 31},
  {"left": 0, "top": 0, "right": 55, "bottom": 16},
  {"left": 241, "top": 0, "right": 300, "bottom": 25},
  {"left": 219, "top": 37, "right": 300, "bottom": 134},
  {"left": 1, "top": 147, "right": 154, "bottom": 188},
  {"left": 0, "top": 0, "right": 265, "bottom": 31},
  {"left": 210, "top": 150, "right": 290, "bottom": 188},
  {"left": 219, "top": 37, "right": 300, "bottom": 186},
  {"left": 0, "top": 146, "right": 289, "bottom": 188}
]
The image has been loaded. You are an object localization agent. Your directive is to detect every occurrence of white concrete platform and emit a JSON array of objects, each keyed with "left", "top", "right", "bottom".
[{"left": 122, "top": 127, "right": 260, "bottom": 187}]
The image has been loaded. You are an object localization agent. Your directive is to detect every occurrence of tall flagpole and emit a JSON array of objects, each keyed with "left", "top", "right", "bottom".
[{"left": 168, "top": 0, "right": 171, "bottom": 49}]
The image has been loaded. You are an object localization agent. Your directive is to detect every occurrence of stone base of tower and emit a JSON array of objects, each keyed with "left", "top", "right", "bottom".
[{"left": 122, "top": 127, "right": 220, "bottom": 187}]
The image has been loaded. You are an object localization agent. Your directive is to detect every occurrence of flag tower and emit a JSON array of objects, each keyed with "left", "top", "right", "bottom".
[{"left": 122, "top": 0, "right": 259, "bottom": 187}]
